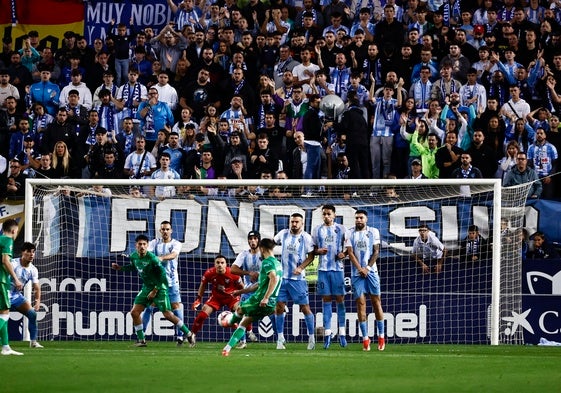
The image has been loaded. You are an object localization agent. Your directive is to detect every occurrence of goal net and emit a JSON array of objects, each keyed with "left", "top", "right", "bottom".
[{"left": 23, "top": 178, "right": 531, "bottom": 345}]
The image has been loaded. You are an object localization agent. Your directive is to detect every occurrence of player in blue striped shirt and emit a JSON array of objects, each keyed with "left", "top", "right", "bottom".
[
  {"left": 311, "top": 205, "right": 348, "bottom": 349},
  {"left": 274, "top": 213, "right": 316, "bottom": 350},
  {"left": 345, "top": 210, "right": 386, "bottom": 351}
]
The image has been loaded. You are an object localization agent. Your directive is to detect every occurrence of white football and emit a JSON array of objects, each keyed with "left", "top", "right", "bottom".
[{"left": 217, "top": 310, "right": 233, "bottom": 327}]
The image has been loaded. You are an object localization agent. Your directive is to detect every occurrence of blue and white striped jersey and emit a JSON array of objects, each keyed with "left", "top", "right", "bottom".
[
  {"left": 148, "top": 238, "right": 182, "bottom": 287},
  {"left": 274, "top": 229, "right": 314, "bottom": 281},
  {"left": 233, "top": 249, "right": 262, "bottom": 287},
  {"left": 312, "top": 223, "right": 346, "bottom": 272},
  {"left": 344, "top": 226, "right": 380, "bottom": 276}
]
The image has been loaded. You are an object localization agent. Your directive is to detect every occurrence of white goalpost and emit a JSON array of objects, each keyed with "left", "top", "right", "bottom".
[{"left": 24, "top": 178, "right": 531, "bottom": 345}]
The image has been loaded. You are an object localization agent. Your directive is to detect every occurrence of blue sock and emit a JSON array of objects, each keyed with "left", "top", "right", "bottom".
[
  {"left": 322, "top": 302, "right": 332, "bottom": 332},
  {"left": 304, "top": 313, "right": 315, "bottom": 335},
  {"left": 276, "top": 313, "right": 285, "bottom": 335},
  {"left": 269, "top": 314, "right": 277, "bottom": 334},
  {"left": 377, "top": 320, "right": 385, "bottom": 338},
  {"left": 27, "top": 309, "right": 38, "bottom": 341},
  {"left": 359, "top": 321, "right": 368, "bottom": 338},
  {"left": 337, "top": 302, "right": 346, "bottom": 329},
  {"left": 142, "top": 306, "right": 153, "bottom": 332},
  {"left": 173, "top": 308, "right": 183, "bottom": 337}
]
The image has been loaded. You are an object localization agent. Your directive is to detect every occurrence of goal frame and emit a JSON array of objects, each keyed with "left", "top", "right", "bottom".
[{"left": 25, "top": 178, "right": 503, "bottom": 345}]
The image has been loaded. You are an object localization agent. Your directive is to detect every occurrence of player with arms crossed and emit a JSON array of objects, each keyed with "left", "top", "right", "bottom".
[
  {"left": 10, "top": 242, "right": 43, "bottom": 349},
  {"left": 142, "top": 221, "right": 185, "bottom": 345},
  {"left": 189, "top": 255, "right": 244, "bottom": 347},
  {"left": 274, "top": 212, "right": 316, "bottom": 350},
  {"left": 312, "top": 204, "right": 348, "bottom": 349},
  {"left": 111, "top": 234, "right": 194, "bottom": 347},
  {"left": 0, "top": 219, "right": 24, "bottom": 355},
  {"left": 345, "top": 209, "right": 386, "bottom": 351},
  {"left": 230, "top": 231, "right": 262, "bottom": 348},
  {"left": 222, "top": 238, "right": 283, "bottom": 356}
]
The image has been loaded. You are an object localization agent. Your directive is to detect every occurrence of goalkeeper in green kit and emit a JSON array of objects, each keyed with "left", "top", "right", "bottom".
[
  {"left": 112, "top": 234, "right": 194, "bottom": 347},
  {"left": 221, "top": 238, "right": 282, "bottom": 356}
]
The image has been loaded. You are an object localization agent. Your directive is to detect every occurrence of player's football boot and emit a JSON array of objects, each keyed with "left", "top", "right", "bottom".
[
  {"left": 247, "top": 330, "right": 258, "bottom": 342},
  {"left": 176, "top": 336, "right": 184, "bottom": 347},
  {"left": 377, "top": 337, "right": 385, "bottom": 351},
  {"left": 187, "top": 332, "right": 196, "bottom": 348},
  {"left": 221, "top": 349, "right": 230, "bottom": 357},
  {"left": 339, "top": 335, "right": 347, "bottom": 348},
  {"left": 237, "top": 341, "right": 247, "bottom": 349},
  {"left": 323, "top": 334, "right": 331, "bottom": 349},
  {"left": 276, "top": 340, "right": 286, "bottom": 350},
  {"left": 30, "top": 341, "right": 44, "bottom": 348},
  {"left": 133, "top": 340, "right": 147, "bottom": 347},
  {"left": 362, "top": 338, "right": 371, "bottom": 351},
  {"left": 307, "top": 335, "right": 315, "bottom": 350},
  {"left": 1, "top": 347, "right": 23, "bottom": 355}
]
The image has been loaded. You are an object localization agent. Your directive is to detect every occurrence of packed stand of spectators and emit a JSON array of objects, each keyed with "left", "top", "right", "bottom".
[{"left": 0, "top": 0, "right": 560, "bottom": 201}]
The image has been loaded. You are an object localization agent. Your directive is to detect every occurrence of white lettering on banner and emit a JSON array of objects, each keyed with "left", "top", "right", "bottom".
[
  {"left": 110, "top": 199, "right": 150, "bottom": 252},
  {"left": 43, "top": 304, "right": 176, "bottom": 337},
  {"left": 87, "top": 3, "right": 126, "bottom": 24},
  {"left": 110, "top": 201, "right": 498, "bottom": 255},
  {"left": 154, "top": 199, "right": 202, "bottom": 252},
  {"left": 130, "top": 4, "right": 171, "bottom": 26},
  {"left": 539, "top": 311, "right": 560, "bottom": 334},
  {"left": 293, "top": 305, "right": 427, "bottom": 338},
  {"left": 39, "top": 278, "right": 107, "bottom": 292}
]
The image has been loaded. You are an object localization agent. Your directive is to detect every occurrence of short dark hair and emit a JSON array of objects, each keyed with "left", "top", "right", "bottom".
[
  {"left": 2, "top": 218, "right": 18, "bottom": 233},
  {"left": 135, "top": 234, "right": 149, "bottom": 243},
  {"left": 21, "top": 242, "right": 36, "bottom": 251},
  {"left": 259, "top": 238, "right": 276, "bottom": 251}
]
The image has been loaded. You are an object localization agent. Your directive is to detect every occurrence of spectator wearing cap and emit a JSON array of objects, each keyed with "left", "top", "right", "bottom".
[
  {"left": 85, "top": 126, "right": 123, "bottom": 179},
  {"left": 9, "top": 117, "right": 34, "bottom": 159},
  {"left": 1, "top": 158, "right": 27, "bottom": 200},
  {"left": 225, "top": 155, "right": 248, "bottom": 179},
  {"left": 0, "top": 68, "right": 19, "bottom": 107},
  {"left": 58, "top": 51, "right": 85, "bottom": 88},
  {"left": 63, "top": 89, "right": 89, "bottom": 142},
  {"left": 15, "top": 134, "right": 40, "bottom": 176},
  {"left": 468, "top": 25, "right": 487, "bottom": 50},
  {"left": 28, "top": 64, "right": 60, "bottom": 116},
  {"left": 182, "top": 132, "right": 206, "bottom": 179},
  {"left": 60, "top": 69, "right": 93, "bottom": 110},
  {"left": 220, "top": 130, "right": 248, "bottom": 177},
  {"left": 54, "top": 31, "right": 77, "bottom": 67},
  {"left": 407, "top": 158, "right": 428, "bottom": 179}
]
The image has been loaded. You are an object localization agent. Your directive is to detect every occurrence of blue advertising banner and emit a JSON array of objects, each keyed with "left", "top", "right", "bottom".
[
  {"left": 9, "top": 195, "right": 561, "bottom": 344},
  {"left": 521, "top": 260, "right": 561, "bottom": 344},
  {"left": 84, "top": 0, "right": 173, "bottom": 44}
]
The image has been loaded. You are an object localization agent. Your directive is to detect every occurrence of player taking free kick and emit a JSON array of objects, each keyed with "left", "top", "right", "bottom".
[{"left": 222, "top": 238, "right": 283, "bottom": 356}]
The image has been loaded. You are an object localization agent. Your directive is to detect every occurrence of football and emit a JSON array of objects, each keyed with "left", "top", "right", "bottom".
[{"left": 217, "top": 310, "right": 233, "bottom": 327}]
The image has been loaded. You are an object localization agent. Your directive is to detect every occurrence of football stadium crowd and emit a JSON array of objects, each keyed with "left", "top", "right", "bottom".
[{"left": 0, "top": 0, "right": 560, "bottom": 200}]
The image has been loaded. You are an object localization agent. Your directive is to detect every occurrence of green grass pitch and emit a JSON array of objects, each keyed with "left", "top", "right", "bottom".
[{"left": 1, "top": 341, "right": 560, "bottom": 393}]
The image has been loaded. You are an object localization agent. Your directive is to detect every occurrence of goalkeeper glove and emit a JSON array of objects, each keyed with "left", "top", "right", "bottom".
[{"left": 192, "top": 296, "right": 202, "bottom": 310}]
